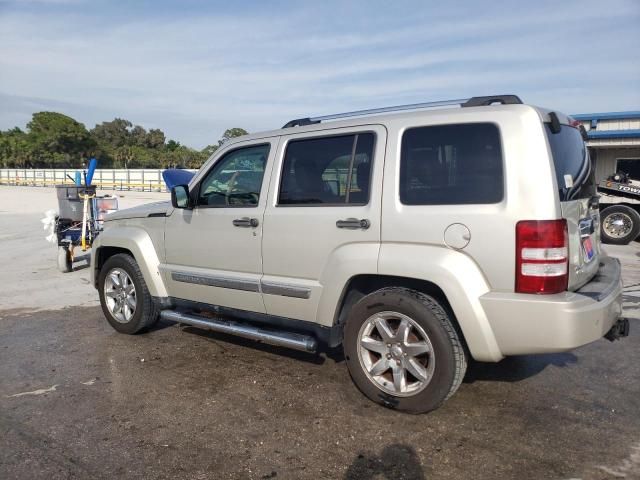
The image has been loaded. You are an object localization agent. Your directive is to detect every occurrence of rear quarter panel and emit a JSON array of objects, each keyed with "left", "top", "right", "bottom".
[{"left": 379, "top": 105, "right": 561, "bottom": 361}]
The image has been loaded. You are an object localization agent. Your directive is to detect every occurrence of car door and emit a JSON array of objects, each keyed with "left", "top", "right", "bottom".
[
  {"left": 162, "top": 139, "right": 278, "bottom": 313},
  {"left": 261, "top": 125, "right": 386, "bottom": 326}
]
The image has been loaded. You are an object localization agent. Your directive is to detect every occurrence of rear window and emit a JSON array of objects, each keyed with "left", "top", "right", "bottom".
[
  {"left": 400, "top": 123, "right": 503, "bottom": 205},
  {"left": 545, "top": 124, "right": 595, "bottom": 201}
]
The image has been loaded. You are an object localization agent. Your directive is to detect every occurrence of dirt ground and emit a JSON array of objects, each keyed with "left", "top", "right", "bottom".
[{"left": 1, "top": 185, "right": 639, "bottom": 479}]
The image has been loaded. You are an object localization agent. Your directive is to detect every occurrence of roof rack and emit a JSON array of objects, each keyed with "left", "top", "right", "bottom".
[{"left": 282, "top": 94, "right": 523, "bottom": 128}]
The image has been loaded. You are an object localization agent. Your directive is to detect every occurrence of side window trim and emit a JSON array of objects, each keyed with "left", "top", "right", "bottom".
[
  {"left": 276, "top": 131, "right": 376, "bottom": 207},
  {"left": 194, "top": 143, "right": 271, "bottom": 209}
]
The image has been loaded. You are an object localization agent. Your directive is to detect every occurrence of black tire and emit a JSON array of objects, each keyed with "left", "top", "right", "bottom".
[
  {"left": 343, "top": 287, "right": 467, "bottom": 414},
  {"left": 98, "top": 253, "right": 159, "bottom": 334},
  {"left": 57, "top": 246, "right": 72, "bottom": 273},
  {"left": 600, "top": 205, "right": 640, "bottom": 245}
]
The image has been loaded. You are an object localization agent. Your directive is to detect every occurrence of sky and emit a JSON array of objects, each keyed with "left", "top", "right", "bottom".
[{"left": 0, "top": 0, "right": 638, "bottom": 149}]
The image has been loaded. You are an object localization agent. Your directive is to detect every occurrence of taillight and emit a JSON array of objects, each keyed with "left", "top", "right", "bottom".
[{"left": 516, "top": 220, "right": 568, "bottom": 294}]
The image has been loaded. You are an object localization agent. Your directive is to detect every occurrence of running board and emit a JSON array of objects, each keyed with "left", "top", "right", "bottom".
[{"left": 160, "top": 310, "right": 318, "bottom": 353}]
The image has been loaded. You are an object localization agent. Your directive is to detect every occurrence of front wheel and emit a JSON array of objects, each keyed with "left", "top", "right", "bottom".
[
  {"left": 343, "top": 287, "right": 467, "bottom": 414},
  {"left": 98, "top": 253, "right": 159, "bottom": 334},
  {"left": 600, "top": 205, "right": 640, "bottom": 245}
]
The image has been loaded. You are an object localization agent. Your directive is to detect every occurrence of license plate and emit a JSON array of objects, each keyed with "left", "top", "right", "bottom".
[{"left": 582, "top": 236, "right": 595, "bottom": 262}]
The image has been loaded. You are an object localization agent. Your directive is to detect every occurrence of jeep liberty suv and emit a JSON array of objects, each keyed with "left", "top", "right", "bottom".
[{"left": 91, "top": 95, "right": 629, "bottom": 413}]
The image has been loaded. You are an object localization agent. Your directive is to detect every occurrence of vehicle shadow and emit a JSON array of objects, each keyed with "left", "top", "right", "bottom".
[
  {"left": 464, "top": 352, "right": 578, "bottom": 383},
  {"left": 344, "top": 444, "right": 426, "bottom": 480}
]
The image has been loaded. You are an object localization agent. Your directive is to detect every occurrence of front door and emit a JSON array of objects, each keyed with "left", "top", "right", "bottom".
[{"left": 163, "top": 140, "right": 277, "bottom": 313}]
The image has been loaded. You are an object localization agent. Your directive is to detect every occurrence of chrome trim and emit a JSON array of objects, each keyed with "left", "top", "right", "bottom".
[
  {"left": 260, "top": 281, "right": 311, "bottom": 299},
  {"left": 160, "top": 310, "right": 317, "bottom": 352},
  {"left": 171, "top": 271, "right": 259, "bottom": 293}
]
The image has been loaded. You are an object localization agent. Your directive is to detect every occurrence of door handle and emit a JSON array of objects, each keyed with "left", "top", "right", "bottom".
[
  {"left": 336, "top": 218, "right": 370, "bottom": 230},
  {"left": 232, "top": 217, "right": 259, "bottom": 228}
]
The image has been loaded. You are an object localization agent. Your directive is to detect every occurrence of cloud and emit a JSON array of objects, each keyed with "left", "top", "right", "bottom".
[{"left": 0, "top": 0, "right": 638, "bottom": 148}]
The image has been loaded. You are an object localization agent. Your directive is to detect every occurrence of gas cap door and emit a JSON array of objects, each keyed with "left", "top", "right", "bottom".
[{"left": 444, "top": 223, "right": 471, "bottom": 250}]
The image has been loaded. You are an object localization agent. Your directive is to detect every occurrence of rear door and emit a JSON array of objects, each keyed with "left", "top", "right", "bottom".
[
  {"left": 545, "top": 120, "right": 600, "bottom": 290},
  {"left": 260, "top": 125, "right": 386, "bottom": 324}
]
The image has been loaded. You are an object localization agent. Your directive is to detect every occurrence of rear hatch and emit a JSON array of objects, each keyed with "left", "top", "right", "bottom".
[{"left": 545, "top": 118, "right": 600, "bottom": 291}]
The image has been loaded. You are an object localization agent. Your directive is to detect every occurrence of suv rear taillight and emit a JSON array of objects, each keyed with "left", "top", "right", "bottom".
[{"left": 516, "top": 220, "right": 568, "bottom": 294}]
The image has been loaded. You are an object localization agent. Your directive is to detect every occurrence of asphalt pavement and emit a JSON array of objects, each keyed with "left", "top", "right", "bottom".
[{"left": 1, "top": 186, "right": 639, "bottom": 479}]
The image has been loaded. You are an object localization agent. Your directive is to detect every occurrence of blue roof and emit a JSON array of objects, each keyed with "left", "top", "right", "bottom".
[
  {"left": 587, "top": 129, "right": 640, "bottom": 139},
  {"left": 572, "top": 111, "right": 640, "bottom": 121}
]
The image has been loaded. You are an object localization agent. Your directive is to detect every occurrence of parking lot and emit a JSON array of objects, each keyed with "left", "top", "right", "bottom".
[{"left": 1, "top": 185, "right": 639, "bottom": 480}]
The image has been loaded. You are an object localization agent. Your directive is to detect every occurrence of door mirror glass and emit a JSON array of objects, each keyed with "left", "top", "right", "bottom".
[{"left": 171, "top": 184, "right": 191, "bottom": 209}]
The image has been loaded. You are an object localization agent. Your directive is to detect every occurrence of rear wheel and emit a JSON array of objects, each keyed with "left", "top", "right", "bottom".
[
  {"left": 98, "top": 253, "right": 159, "bottom": 334},
  {"left": 601, "top": 205, "right": 640, "bottom": 245},
  {"left": 343, "top": 287, "right": 467, "bottom": 414}
]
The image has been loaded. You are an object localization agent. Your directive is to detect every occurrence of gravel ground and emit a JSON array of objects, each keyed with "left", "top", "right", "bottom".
[{"left": 0, "top": 185, "right": 639, "bottom": 480}]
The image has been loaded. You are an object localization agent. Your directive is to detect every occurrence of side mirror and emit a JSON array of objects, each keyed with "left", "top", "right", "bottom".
[{"left": 171, "top": 184, "right": 191, "bottom": 209}]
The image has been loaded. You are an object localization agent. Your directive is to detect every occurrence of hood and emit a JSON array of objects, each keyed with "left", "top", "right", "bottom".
[{"left": 105, "top": 201, "right": 171, "bottom": 221}]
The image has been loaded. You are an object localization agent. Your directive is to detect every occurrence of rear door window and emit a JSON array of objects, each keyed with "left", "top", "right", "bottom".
[
  {"left": 278, "top": 133, "right": 375, "bottom": 205},
  {"left": 400, "top": 123, "right": 503, "bottom": 205},
  {"left": 545, "top": 124, "right": 595, "bottom": 200}
]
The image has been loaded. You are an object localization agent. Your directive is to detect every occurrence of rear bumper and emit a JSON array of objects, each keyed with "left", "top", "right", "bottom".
[{"left": 480, "top": 256, "right": 624, "bottom": 356}]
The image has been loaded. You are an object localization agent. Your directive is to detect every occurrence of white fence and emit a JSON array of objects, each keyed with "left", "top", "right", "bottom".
[{"left": 0, "top": 168, "right": 197, "bottom": 192}]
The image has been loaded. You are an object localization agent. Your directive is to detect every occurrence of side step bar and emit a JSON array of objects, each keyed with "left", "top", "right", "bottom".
[{"left": 160, "top": 310, "right": 318, "bottom": 353}]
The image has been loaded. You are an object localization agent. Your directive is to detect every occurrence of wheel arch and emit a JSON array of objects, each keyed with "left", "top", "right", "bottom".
[
  {"left": 333, "top": 272, "right": 503, "bottom": 362},
  {"left": 91, "top": 226, "right": 168, "bottom": 298}
]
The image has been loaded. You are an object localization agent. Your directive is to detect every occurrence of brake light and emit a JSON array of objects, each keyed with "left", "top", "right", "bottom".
[{"left": 516, "top": 220, "right": 568, "bottom": 294}]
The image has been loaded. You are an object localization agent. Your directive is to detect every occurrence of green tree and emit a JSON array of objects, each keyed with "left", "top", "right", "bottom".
[
  {"left": 27, "top": 112, "right": 95, "bottom": 168},
  {"left": 166, "top": 139, "right": 181, "bottom": 151},
  {"left": 90, "top": 118, "right": 133, "bottom": 148},
  {"left": 201, "top": 144, "right": 218, "bottom": 158},
  {"left": 218, "top": 127, "right": 248, "bottom": 147}
]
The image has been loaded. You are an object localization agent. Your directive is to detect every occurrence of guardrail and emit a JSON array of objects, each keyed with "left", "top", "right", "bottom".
[{"left": 0, "top": 168, "right": 197, "bottom": 192}]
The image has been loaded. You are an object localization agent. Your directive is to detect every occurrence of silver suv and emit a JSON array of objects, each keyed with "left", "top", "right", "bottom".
[{"left": 91, "top": 95, "right": 628, "bottom": 413}]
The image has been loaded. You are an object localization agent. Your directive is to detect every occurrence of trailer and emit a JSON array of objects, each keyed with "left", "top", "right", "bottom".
[
  {"left": 53, "top": 184, "right": 119, "bottom": 272},
  {"left": 597, "top": 172, "right": 640, "bottom": 245}
]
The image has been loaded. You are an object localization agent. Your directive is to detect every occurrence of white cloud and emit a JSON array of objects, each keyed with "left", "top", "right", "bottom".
[{"left": 0, "top": 0, "right": 638, "bottom": 147}]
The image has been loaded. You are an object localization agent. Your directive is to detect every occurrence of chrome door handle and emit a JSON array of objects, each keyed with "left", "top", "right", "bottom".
[
  {"left": 232, "top": 217, "right": 259, "bottom": 228},
  {"left": 336, "top": 218, "right": 370, "bottom": 230}
]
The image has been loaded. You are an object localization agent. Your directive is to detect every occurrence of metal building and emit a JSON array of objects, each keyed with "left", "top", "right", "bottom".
[{"left": 572, "top": 111, "right": 640, "bottom": 182}]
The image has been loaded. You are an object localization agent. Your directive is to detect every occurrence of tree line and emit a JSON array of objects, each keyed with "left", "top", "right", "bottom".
[{"left": 0, "top": 111, "right": 248, "bottom": 169}]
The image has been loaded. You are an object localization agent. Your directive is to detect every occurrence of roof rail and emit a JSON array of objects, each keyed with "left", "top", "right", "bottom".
[
  {"left": 461, "top": 95, "right": 523, "bottom": 107},
  {"left": 282, "top": 94, "right": 523, "bottom": 128}
]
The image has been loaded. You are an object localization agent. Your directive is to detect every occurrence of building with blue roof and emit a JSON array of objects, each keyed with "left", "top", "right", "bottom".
[{"left": 573, "top": 111, "right": 640, "bottom": 182}]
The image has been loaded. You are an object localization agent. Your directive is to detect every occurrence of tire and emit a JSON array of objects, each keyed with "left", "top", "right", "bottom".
[
  {"left": 600, "top": 205, "right": 640, "bottom": 245},
  {"left": 98, "top": 253, "right": 159, "bottom": 334},
  {"left": 57, "top": 246, "right": 72, "bottom": 273},
  {"left": 343, "top": 287, "right": 467, "bottom": 414}
]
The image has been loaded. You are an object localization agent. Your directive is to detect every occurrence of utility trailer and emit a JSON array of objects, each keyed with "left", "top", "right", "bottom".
[
  {"left": 597, "top": 172, "right": 640, "bottom": 245},
  {"left": 54, "top": 185, "right": 118, "bottom": 272}
]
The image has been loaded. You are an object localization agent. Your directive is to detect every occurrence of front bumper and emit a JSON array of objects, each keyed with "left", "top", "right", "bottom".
[{"left": 480, "top": 256, "right": 624, "bottom": 356}]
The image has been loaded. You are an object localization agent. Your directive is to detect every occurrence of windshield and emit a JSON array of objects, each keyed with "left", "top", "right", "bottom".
[{"left": 546, "top": 124, "right": 595, "bottom": 201}]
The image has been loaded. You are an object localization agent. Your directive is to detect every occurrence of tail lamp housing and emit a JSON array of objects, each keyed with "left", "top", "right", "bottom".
[{"left": 516, "top": 220, "right": 568, "bottom": 294}]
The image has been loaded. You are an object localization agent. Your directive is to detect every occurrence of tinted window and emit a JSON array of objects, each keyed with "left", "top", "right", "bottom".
[
  {"left": 616, "top": 158, "right": 640, "bottom": 180},
  {"left": 545, "top": 124, "right": 594, "bottom": 200},
  {"left": 279, "top": 133, "right": 374, "bottom": 205},
  {"left": 198, "top": 144, "right": 269, "bottom": 207},
  {"left": 400, "top": 123, "right": 503, "bottom": 205}
]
